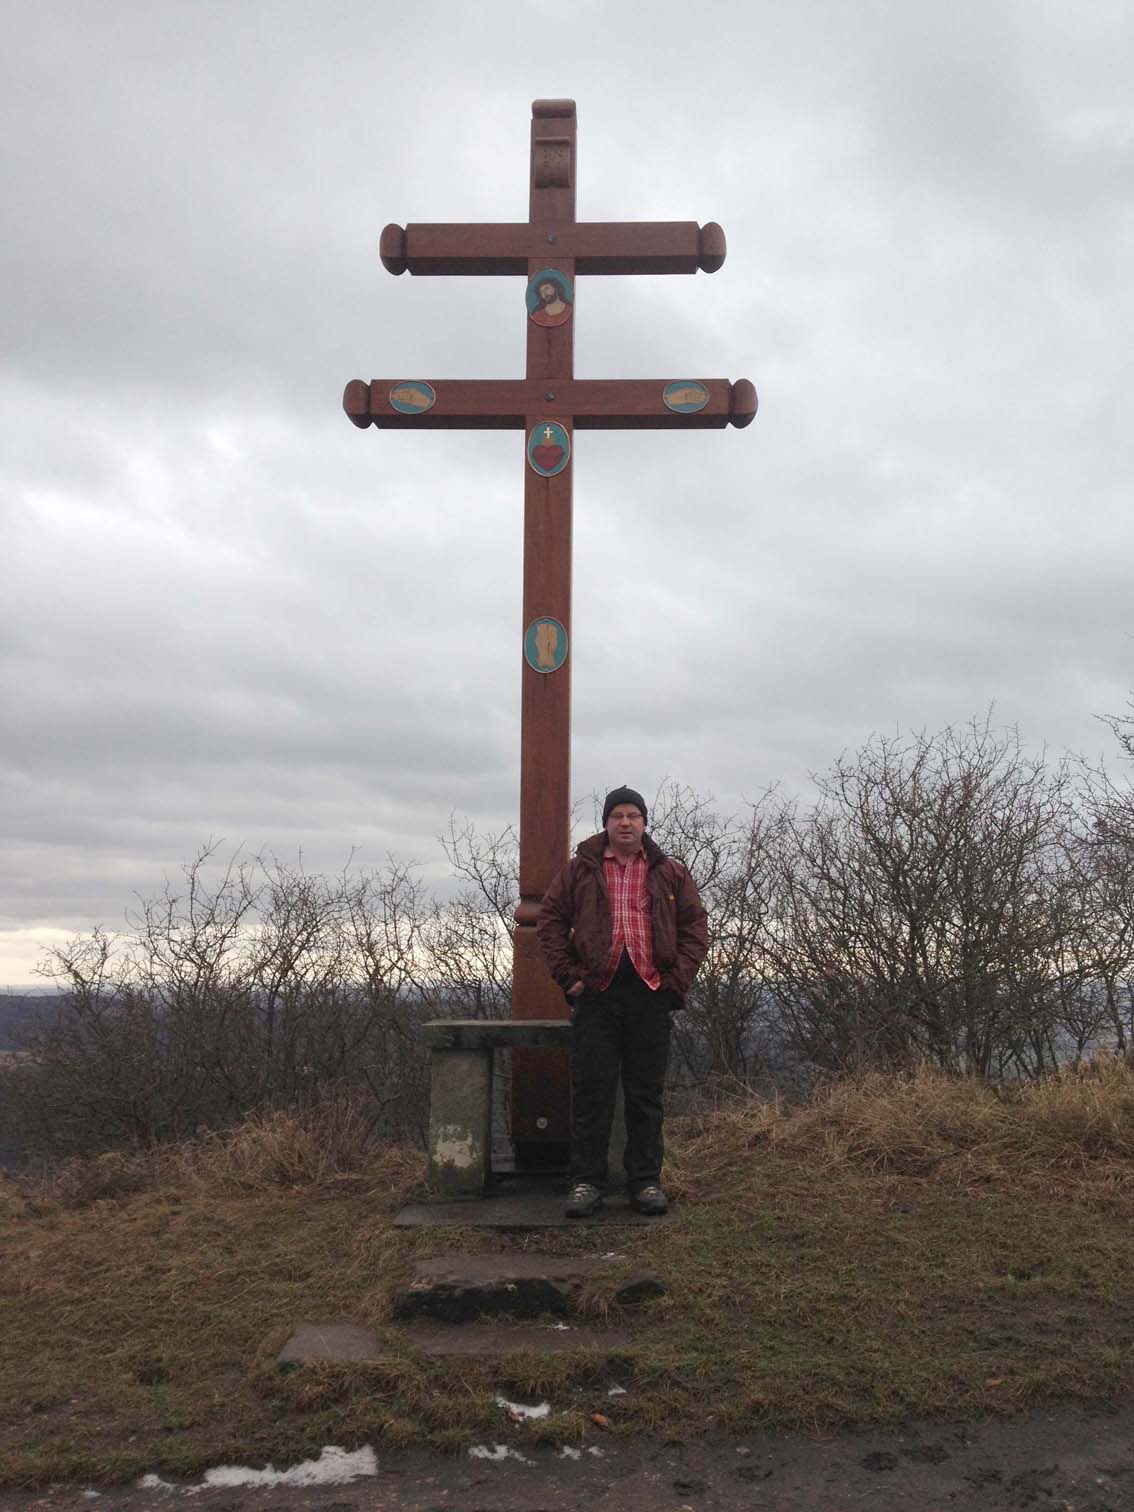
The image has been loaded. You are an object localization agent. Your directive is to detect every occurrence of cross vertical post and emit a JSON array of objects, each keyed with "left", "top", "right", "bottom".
[
  {"left": 343, "top": 99, "right": 757, "bottom": 1176},
  {"left": 511, "top": 101, "right": 578, "bottom": 1162}
]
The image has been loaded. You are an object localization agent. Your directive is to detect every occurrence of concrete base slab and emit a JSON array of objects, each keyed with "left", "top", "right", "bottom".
[
  {"left": 398, "top": 1320, "right": 635, "bottom": 1356},
  {"left": 276, "top": 1321, "right": 385, "bottom": 1366},
  {"left": 394, "top": 1183, "right": 675, "bottom": 1230}
]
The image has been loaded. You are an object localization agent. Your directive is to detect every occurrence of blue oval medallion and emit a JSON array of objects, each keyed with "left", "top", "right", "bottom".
[
  {"left": 663, "top": 380, "right": 710, "bottom": 415},
  {"left": 527, "top": 421, "right": 571, "bottom": 477},
  {"left": 524, "top": 617, "right": 568, "bottom": 673},
  {"left": 389, "top": 381, "right": 436, "bottom": 415}
]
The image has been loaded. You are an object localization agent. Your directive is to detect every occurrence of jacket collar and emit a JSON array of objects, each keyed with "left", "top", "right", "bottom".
[{"left": 575, "top": 830, "right": 665, "bottom": 868}]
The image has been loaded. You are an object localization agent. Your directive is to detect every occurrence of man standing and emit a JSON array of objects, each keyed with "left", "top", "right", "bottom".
[{"left": 537, "top": 786, "right": 709, "bottom": 1218}]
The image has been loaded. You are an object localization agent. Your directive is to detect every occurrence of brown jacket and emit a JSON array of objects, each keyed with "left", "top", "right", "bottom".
[{"left": 537, "top": 831, "right": 709, "bottom": 1004}]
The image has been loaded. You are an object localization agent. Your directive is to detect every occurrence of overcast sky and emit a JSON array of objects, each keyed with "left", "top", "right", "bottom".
[{"left": 2, "top": 0, "right": 1132, "bottom": 983}]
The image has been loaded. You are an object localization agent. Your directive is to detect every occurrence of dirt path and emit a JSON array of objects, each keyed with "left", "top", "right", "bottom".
[{"left": 4, "top": 1397, "right": 1134, "bottom": 1512}]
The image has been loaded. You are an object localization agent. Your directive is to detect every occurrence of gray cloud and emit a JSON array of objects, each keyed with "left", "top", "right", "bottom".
[{"left": 2, "top": 0, "right": 1132, "bottom": 976}]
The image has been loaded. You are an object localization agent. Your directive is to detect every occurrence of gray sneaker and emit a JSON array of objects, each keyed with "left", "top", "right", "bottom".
[
  {"left": 630, "top": 1184, "right": 668, "bottom": 1216},
  {"left": 564, "top": 1182, "right": 604, "bottom": 1218}
]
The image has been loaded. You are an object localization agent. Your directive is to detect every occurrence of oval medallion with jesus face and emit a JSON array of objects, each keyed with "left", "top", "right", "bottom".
[{"left": 526, "top": 268, "right": 573, "bottom": 328}]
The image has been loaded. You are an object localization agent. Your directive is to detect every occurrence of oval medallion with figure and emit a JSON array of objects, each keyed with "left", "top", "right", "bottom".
[
  {"left": 527, "top": 421, "right": 571, "bottom": 477},
  {"left": 524, "top": 617, "right": 568, "bottom": 674},
  {"left": 526, "top": 268, "right": 574, "bottom": 328},
  {"left": 388, "top": 381, "right": 436, "bottom": 415},
  {"left": 663, "top": 380, "right": 710, "bottom": 414}
]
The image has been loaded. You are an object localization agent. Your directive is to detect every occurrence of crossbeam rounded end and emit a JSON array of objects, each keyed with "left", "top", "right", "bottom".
[
  {"left": 343, "top": 379, "right": 372, "bottom": 428},
  {"left": 532, "top": 98, "right": 576, "bottom": 119},
  {"left": 698, "top": 222, "right": 727, "bottom": 273},
  {"left": 379, "top": 223, "right": 407, "bottom": 275},
  {"left": 729, "top": 379, "right": 758, "bottom": 428},
  {"left": 514, "top": 899, "right": 542, "bottom": 927}
]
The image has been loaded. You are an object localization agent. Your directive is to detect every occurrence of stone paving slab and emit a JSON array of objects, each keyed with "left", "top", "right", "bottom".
[
  {"left": 398, "top": 1320, "right": 635, "bottom": 1356},
  {"left": 393, "top": 1190, "right": 673, "bottom": 1228},
  {"left": 276, "top": 1321, "right": 386, "bottom": 1365}
]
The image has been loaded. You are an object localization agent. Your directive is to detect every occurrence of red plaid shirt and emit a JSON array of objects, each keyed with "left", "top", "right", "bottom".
[{"left": 599, "top": 848, "right": 661, "bottom": 991}]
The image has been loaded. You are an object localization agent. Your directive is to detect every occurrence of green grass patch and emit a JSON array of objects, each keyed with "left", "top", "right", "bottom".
[{"left": 4, "top": 1065, "right": 1134, "bottom": 1484}]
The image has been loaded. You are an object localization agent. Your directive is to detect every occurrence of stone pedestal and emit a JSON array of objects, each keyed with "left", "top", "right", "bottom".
[
  {"left": 427, "top": 1047, "right": 493, "bottom": 1199},
  {"left": 423, "top": 1020, "right": 572, "bottom": 1199}
]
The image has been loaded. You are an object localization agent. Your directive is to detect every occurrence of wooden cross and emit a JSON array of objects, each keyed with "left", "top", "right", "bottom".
[{"left": 343, "top": 99, "right": 756, "bottom": 1167}]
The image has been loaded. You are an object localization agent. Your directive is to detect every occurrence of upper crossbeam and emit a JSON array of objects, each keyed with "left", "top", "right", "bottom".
[{"left": 379, "top": 221, "right": 726, "bottom": 277}]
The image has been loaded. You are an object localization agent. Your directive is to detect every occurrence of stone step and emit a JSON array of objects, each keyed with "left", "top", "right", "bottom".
[
  {"left": 392, "top": 1253, "right": 667, "bottom": 1323},
  {"left": 398, "top": 1320, "right": 636, "bottom": 1356},
  {"left": 394, "top": 1189, "right": 671, "bottom": 1228}
]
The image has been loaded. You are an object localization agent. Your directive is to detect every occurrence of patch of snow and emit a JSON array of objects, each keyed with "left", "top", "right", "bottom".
[
  {"left": 81, "top": 1493, "right": 101, "bottom": 1500},
  {"left": 496, "top": 1395, "right": 550, "bottom": 1421},
  {"left": 469, "top": 1444, "right": 535, "bottom": 1465},
  {"left": 558, "top": 1446, "right": 582, "bottom": 1460},
  {"left": 139, "top": 1447, "right": 377, "bottom": 1494},
  {"left": 199, "top": 1446, "right": 376, "bottom": 1489},
  {"left": 607, "top": 1383, "right": 627, "bottom": 1395},
  {"left": 546, "top": 1321, "right": 572, "bottom": 1331},
  {"left": 587, "top": 1446, "right": 606, "bottom": 1458}
]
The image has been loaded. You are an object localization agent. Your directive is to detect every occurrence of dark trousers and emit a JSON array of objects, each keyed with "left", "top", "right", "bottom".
[{"left": 569, "top": 959, "right": 671, "bottom": 1191}]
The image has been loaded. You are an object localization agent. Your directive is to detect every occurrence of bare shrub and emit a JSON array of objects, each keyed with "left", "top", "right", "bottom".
[
  {"left": 425, "top": 816, "right": 516, "bottom": 1018},
  {"left": 761, "top": 719, "right": 1087, "bottom": 1077},
  {"left": 1064, "top": 745, "right": 1134, "bottom": 1054},
  {"left": 650, "top": 785, "right": 792, "bottom": 1095},
  {"left": 12, "top": 709, "right": 1134, "bottom": 1170},
  {"left": 8, "top": 851, "right": 436, "bottom": 1162}
]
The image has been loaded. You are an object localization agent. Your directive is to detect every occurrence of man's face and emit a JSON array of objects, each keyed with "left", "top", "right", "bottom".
[{"left": 606, "top": 804, "right": 645, "bottom": 852}]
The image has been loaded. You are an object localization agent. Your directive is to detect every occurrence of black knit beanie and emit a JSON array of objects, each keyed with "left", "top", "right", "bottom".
[{"left": 602, "top": 786, "right": 648, "bottom": 826}]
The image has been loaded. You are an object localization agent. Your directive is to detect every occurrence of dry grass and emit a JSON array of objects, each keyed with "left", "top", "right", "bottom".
[
  {"left": 21, "top": 1088, "right": 420, "bottom": 1209},
  {"left": 5, "top": 1060, "right": 1134, "bottom": 1485},
  {"left": 667, "top": 1054, "right": 1134, "bottom": 1197}
]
